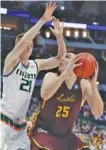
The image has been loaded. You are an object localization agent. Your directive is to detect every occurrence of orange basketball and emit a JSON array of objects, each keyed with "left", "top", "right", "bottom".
[{"left": 74, "top": 53, "right": 97, "bottom": 78}]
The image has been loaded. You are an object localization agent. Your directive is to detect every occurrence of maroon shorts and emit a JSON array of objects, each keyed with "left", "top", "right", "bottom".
[{"left": 31, "top": 128, "right": 88, "bottom": 150}]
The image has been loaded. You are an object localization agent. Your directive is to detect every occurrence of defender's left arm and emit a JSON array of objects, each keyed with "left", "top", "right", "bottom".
[
  {"left": 36, "top": 19, "right": 67, "bottom": 71},
  {"left": 80, "top": 63, "right": 104, "bottom": 117}
]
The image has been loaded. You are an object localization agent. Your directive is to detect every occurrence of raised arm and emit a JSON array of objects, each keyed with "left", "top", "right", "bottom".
[
  {"left": 80, "top": 63, "right": 104, "bottom": 117},
  {"left": 4, "top": 2, "right": 57, "bottom": 73},
  {"left": 36, "top": 18, "right": 67, "bottom": 71},
  {"left": 50, "top": 18, "right": 66, "bottom": 58}
]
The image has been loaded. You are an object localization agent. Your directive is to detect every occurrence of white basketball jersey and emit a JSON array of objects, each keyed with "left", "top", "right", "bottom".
[{"left": 1, "top": 60, "right": 38, "bottom": 123}]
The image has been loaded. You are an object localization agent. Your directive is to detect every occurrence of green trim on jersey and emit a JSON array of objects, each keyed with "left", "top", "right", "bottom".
[
  {"left": 33, "top": 60, "right": 39, "bottom": 74},
  {"left": 3, "top": 61, "right": 20, "bottom": 77},
  {"left": 0, "top": 113, "right": 26, "bottom": 129},
  {"left": 21, "top": 62, "right": 29, "bottom": 69}
]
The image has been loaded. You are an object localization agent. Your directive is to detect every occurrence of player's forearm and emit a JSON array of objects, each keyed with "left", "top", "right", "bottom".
[
  {"left": 6, "top": 18, "right": 46, "bottom": 62},
  {"left": 41, "top": 72, "right": 67, "bottom": 100},
  {"left": 90, "top": 85, "right": 104, "bottom": 117},
  {"left": 22, "top": 18, "right": 45, "bottom": 41},
  {"left": 11, "top": 19, "right": 45, "bottom": 59},
  {"left": 56, "top": 35, "right": 67, "bottom": 59}
]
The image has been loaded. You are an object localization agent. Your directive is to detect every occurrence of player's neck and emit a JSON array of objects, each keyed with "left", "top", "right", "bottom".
[{"left": 21, "top": 59, "right": 29, "bottom": 67}]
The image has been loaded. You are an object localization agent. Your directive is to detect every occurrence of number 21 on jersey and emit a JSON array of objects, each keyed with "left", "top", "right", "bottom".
[
  {"left": 20, "top": 78, "right": 32, "bottom": 92},
  {"left": 56, "top": 106, "right": 70, "bottom": 118}
]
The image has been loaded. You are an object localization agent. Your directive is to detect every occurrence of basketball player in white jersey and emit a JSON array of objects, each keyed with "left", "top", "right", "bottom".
[{"left": 0, "top": 2, "right": 67, "bottom": 150}]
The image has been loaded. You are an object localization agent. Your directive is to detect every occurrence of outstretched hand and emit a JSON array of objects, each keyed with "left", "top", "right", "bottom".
[
  {"left": 50, "top": 18, "right": 64, "bottom": 37},
  {"left": 42, "top": 2, "right": 57, "bottom": 22}
]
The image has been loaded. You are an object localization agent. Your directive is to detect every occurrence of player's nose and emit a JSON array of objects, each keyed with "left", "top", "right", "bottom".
[{"left": 60, "top": 57, "right": 65, "bottom": 62}]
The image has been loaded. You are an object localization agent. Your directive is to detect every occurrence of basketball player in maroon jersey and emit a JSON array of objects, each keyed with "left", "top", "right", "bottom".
[{"left": 29, "top": 53, "right": 103, "bottom": 150}]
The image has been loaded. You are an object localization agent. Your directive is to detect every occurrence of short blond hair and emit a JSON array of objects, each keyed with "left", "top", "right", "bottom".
[{"left": 15, "top": 33, "right": 25, "bottom": 45}]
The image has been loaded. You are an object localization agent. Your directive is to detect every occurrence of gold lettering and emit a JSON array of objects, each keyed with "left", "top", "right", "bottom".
[{"left": 57, "top": 94, "right": 76, "bottom": 103}]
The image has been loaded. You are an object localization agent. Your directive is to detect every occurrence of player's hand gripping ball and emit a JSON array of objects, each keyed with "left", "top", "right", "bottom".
[{"left": 74, "top": 53, "right": 97, "bottom": 78}]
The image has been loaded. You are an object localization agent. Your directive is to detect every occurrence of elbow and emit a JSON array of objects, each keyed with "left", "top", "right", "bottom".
[
  {"left": 92, "top": 104, "right": 104, "bottom": 117},
  {"left": 55, "top": 55, "right": 62, "bottom": 61},
  {"left": 58, "top": 53, "right": 65, "bottom": 59},
  {"left": 92, "top": 111, "right": 103, "bottom": 117},
  {"left": 56, "top": 51, "right": 66, "bottom": 60},
  {"left": 41, "top": 92, "right": 49, "bottom": 101}
]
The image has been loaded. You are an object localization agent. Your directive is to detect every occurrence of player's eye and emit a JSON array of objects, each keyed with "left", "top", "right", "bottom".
[
  {"left": 65, "top": 55, "right": 70, "bottom": 59},
  {"left": 30, "top": 44, "right": 33, "bottom": 48}
]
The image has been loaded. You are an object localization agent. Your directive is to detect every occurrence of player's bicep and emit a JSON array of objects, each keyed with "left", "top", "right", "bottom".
[
  {"left": 41, "top": 72, "right": 58, "bottom": 87},
  {"left": 4, "top": 38, "right": 29, "bottom": 69},
  {"left": 36, "top": 57, "right": 60, "bottom": 71},
  {"left": 4, "top": 51, "right": 19, "bottom": 65},
  {"left": 4, "top": 39, "right": 28, "bottom": 74},
  {"left": 3, "top": 52, "right": 19, "bottom": 75}
]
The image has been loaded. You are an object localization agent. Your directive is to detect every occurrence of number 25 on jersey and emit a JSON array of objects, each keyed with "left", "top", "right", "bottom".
[{"left": 56, "top": 106, "right": 70, "bottom": 118}]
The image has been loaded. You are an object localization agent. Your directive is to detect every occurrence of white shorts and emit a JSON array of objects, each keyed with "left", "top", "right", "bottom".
[{"left": 0, "top": 121, "right": 30, "bottom": 150}]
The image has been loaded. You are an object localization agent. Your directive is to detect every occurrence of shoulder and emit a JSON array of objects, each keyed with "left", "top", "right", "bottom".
[
  {"left": 3, "top": 60, "right": 20, "bottom": 76},
  {"left": 43, "top": 72, "right": 58, "bottom": 83},
  {"left": 34, "top": 59, "right": 42, "bottom": 71},
  {"left": 30, "top": 60, "right": 38, "bottom": 66},
  {"left": 44, "top": 72, "right": 58, "bottom": 79},
  {"left": 29, "top": 60, "right": 39, "bottom": 71}
]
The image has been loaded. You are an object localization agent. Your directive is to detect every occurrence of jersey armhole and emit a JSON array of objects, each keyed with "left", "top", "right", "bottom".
[
  {"left": 3, "top": 61, "right": 20, "bottom": 77},
  {"left": 80, "top": 98, "right": 86, "bottom": 108},
  {"left": 33, "top": 60, "right": 39, "bottom": 74}
]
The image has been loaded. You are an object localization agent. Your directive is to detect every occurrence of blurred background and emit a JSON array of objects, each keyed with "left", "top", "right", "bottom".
[{"left": 1, "top": 1, "right": 106, "bottom": 150}]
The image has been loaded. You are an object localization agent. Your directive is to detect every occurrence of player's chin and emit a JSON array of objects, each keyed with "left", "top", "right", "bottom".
[
  {"left": 20, "top": 53, "right": 31, "bottom": 60},
  {"left": 25, "top": 52, "right": 32, "bottom": 58},
  {"left": 58, "top": 66, "right": 64, "bottom": 72}
]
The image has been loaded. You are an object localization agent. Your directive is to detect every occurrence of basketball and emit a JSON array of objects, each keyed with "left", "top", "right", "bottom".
[{"left": 74, "top": 53, "right": 97, "bottom": 78}]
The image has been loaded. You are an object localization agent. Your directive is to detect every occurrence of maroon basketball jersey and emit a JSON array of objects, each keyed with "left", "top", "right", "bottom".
[{"left": 35, "top": 76, "right": 83, "bottom": 136}]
